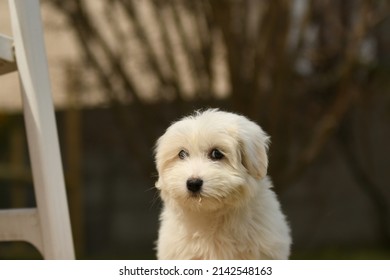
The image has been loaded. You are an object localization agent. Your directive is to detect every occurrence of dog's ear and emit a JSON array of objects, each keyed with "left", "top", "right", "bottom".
[{"left": 238, "top": 118, "right": 270, "bottom": 179}]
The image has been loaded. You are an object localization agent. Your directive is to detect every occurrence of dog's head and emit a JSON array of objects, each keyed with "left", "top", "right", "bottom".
[{"left": 154, "top": 109, "right": 270, "bottom": 211}]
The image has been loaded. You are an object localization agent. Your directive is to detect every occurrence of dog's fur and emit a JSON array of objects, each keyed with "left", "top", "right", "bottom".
[{"left": 154, "top": 109, "right": 291, "bottom": 259}]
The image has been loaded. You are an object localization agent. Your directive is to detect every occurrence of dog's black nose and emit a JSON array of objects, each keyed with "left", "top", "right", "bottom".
[{"left": 186, "top": 178, "right": 203, "bottom": 193}]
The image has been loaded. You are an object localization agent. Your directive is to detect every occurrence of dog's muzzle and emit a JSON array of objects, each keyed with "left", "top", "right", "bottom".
[{"left": 186, "top": 178, "right": 203, "bottom": 193}]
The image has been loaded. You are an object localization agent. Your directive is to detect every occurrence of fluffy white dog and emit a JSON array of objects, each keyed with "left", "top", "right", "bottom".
[{"left": 154, "top": 109, "right": 291, "bottom": 259}]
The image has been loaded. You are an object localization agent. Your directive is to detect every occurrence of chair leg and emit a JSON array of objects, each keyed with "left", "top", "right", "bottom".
[
  {"left": 0, "top": 209, "right": 43, "bottom": 254},
  {"left": 9, "top": 0, "right": 75, "bottom": 259}
]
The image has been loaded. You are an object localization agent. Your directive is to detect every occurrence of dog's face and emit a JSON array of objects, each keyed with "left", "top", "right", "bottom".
[{"left": 155, "top": 109, "right": 270, "bottom": 211}]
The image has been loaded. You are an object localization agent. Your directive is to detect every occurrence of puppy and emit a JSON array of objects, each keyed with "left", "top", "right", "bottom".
[{"left": 154, "top": 109, "right": 291, "bottom": 259}]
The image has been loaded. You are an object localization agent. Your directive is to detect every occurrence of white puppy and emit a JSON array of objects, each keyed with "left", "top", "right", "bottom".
[{"left": 154, "top": 109, "right": 291, "bottom": 259}]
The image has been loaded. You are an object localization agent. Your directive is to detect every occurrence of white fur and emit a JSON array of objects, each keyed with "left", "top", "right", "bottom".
[{"left": 154, "top": 109, "right": 291, "bottom": 259}]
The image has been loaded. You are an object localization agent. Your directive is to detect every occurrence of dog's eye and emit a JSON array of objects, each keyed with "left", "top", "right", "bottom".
[
  {"left": 178, "top": 150, "right": 189, "bottom": 160},
  {"left": 209, "top": 149, "right": 224, "bottom": 161}
]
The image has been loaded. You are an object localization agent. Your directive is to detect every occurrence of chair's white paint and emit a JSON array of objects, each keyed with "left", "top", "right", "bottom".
[
  {"left": 0, "top": 0, "right": 75, "bottom": 259},
  {"left": 0, "top": 34, "right": 16, "bottom": 75}
]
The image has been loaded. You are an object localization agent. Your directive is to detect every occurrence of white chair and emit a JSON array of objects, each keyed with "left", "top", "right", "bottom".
[{"left": 0, "top": 0, "right": 75, "bottom": 259}]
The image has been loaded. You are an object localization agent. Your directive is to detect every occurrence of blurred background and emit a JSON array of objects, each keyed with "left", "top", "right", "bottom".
[{"left": 0, "top": 0, "right": 389, "bottom": 259}]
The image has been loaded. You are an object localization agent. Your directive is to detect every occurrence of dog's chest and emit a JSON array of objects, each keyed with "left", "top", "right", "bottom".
[
  {"left": 158, "top": 206, "right": 266, "bottom": 259},
  {"left": 181, "top": 224, "right": 256, "bottom": 260}
]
